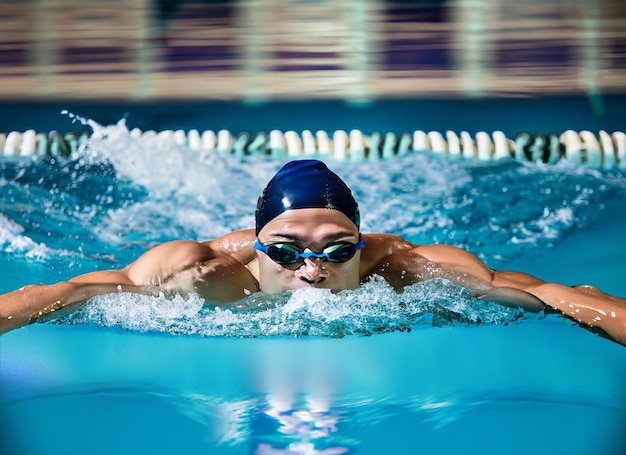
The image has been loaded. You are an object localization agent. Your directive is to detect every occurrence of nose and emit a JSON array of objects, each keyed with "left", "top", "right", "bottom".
[{"left": 295, "top": 257, "right": 328, "bottom": 284}]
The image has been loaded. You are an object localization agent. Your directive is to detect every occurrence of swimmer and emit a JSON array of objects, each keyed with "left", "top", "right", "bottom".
[{"left": 1, "top": 159, "right": 625, "bottom": 344}]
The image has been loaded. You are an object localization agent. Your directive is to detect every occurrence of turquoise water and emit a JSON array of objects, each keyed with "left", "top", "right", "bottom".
[
  {"left": 1, "top": 119, "right": 626, "bottom": 454},
  {"left": 3, "top": 321, "right": 625, "bottom": 455}
]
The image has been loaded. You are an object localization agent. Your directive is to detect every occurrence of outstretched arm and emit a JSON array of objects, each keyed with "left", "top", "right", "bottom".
[
  {"left": 373, "top": 243, "right": 626, "bottom": 345},
  {"left": 0, "top": 271, "right": 139, "bottom": 334},
  {"left": 0, "top": 239, "right": 259, "bottom": 334},
  {"left": 519, "top": 280, "right": 626, "bottom": 345}
]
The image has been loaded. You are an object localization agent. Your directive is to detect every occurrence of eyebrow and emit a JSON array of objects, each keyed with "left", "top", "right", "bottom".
[{"left": 266, "top": 231, "right": 358, "bottom": 244}]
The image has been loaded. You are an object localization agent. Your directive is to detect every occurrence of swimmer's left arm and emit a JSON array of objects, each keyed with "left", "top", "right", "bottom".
[
  {"left": 382, "top": 244, "right": 626, "bottom": 345},
  {"left": 521, "top": 282, "right": 626, "bottom": 345},
  {"left": 371, "top": 244, "right": 546, "bottom": 312},
  {"left": 423, "top": 246, "right": 626, "bottom": 344}
]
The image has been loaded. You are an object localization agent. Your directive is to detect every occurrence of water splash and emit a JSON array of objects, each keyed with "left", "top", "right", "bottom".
[
  {"left": 0, "top": 213, "right": 52, "bottom": 260},
  {"left": 2, "top": 117, "right": 625, "bottom": 334},
  {"left": 74, "top": 118, "right": 278, "bottom": 242},
  {"left": 52, "top": 277, "right": 528, "bottom": 337},
  {"left": 33, "top": 118, "right": 626, "bottom": 259}
]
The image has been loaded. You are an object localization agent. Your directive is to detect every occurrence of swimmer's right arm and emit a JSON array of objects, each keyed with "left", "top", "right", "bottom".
[
  {"left": 0, "top": 240, "right": 191, "bottom": 334},
  {"left": 0, "top": 238, "right": 259, "bottom": 334},
  {"left": 0, "top": 271, "right": 140, "bottom": 334}
]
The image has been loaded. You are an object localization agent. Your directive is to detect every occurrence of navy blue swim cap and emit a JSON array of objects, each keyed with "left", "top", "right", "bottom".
[{"left": 256, "top": 160, "right": 360, "bottom": 235}]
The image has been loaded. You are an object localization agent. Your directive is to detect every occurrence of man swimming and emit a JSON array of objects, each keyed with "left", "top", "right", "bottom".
[{"left": 1, "top": 159, "right": 625, "bottom": 344}]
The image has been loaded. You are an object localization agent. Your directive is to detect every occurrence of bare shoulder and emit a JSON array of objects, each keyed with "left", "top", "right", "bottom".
[
  {"left": 361, "top": 237, "right": 496, "bottom": 287},
  {"left": 361, "top": 234, "right": 483, "bottom": 266},
  {"left": 202, "top": 229, "right": 257, "bottom": 262},
  {"left": 362, "top": 233, "right": 414, "bottom": 257},
  {"left": 131, "top": 239, "right": 215, "bottom": 263},
  {"left": 411, "top": 243, "right": 496, "bottom": 284},
  {"left": 360, "top": 233, "right": 414, "bottom": 276},
  {"left": 123, "top": 230, "right": 257, "bottom": 287},
  {"left": 413, "top": 243, "right": 487, "bottom": 266},
  {"left": 124, "top": 240, "right": 220, "bottom": 285}
]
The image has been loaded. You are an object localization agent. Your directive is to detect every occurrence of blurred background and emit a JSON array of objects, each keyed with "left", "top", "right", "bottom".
[
  {"left": 1, "top": 0, "right": 624, "bottom": 101},
  {"left": 0, "top": 0, "right": 625, "bottom": 133}
]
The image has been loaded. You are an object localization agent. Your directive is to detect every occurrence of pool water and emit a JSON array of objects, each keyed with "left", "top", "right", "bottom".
[{"left": 1, "top": 119, "right": 626, "bottom": 454}]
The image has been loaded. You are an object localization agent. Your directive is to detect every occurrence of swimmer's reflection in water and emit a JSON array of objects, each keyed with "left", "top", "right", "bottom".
[{"left": 1, "top": 160, "right": 625, "bottom": 345}]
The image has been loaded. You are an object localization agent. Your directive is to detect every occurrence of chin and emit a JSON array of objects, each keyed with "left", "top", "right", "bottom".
[{"left": 292, "top": 281, "right": 329, "bottom": 290}]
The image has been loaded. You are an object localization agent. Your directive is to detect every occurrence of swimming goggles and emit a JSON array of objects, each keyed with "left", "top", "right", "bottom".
[{"left": 254, "top": 235, "right": 365, "bottom": 265}]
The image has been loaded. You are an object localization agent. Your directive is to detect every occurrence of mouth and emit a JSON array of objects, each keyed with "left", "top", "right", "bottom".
[{"left": 298, "top": 276, "right": 327, "bottom": 287}]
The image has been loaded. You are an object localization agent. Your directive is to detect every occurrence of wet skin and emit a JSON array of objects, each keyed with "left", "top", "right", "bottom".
[
  {"left": 0, "top": 208, "right": 625, "bottom": 346},
  {"left": 253, "top": 209, "right": 362, "bottom": 293}
]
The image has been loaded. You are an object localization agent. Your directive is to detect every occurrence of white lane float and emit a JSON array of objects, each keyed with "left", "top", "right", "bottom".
[{"left": 0, "top": 128, "right": 624, "bottom": 169}]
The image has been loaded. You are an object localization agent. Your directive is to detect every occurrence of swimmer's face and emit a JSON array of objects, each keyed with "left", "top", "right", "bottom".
[{"left": 256, "top": 208, "right": 362, "bottom": 293}]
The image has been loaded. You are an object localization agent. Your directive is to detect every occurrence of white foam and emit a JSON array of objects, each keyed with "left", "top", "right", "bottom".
[
  {"left": 73, "top": 120, "right": 278, "bottom": 242},
  {"left": 0, "top": 213, "right": 54, "bottom": 260},
  {"left": 54, "top": 278, "right": 526, "bottom": 337},
  {"left": 5, "top": 116, "right": 625, "bottom": 335}
]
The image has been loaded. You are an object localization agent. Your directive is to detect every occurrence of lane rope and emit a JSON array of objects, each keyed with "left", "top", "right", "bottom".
[{"left": 1, "top": 128, "right": 625, "bottom": 169}]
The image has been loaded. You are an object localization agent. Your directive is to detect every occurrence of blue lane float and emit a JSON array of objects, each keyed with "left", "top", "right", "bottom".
[{"left": 1, "top": 128, "right": 625, "bottom": 169}]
